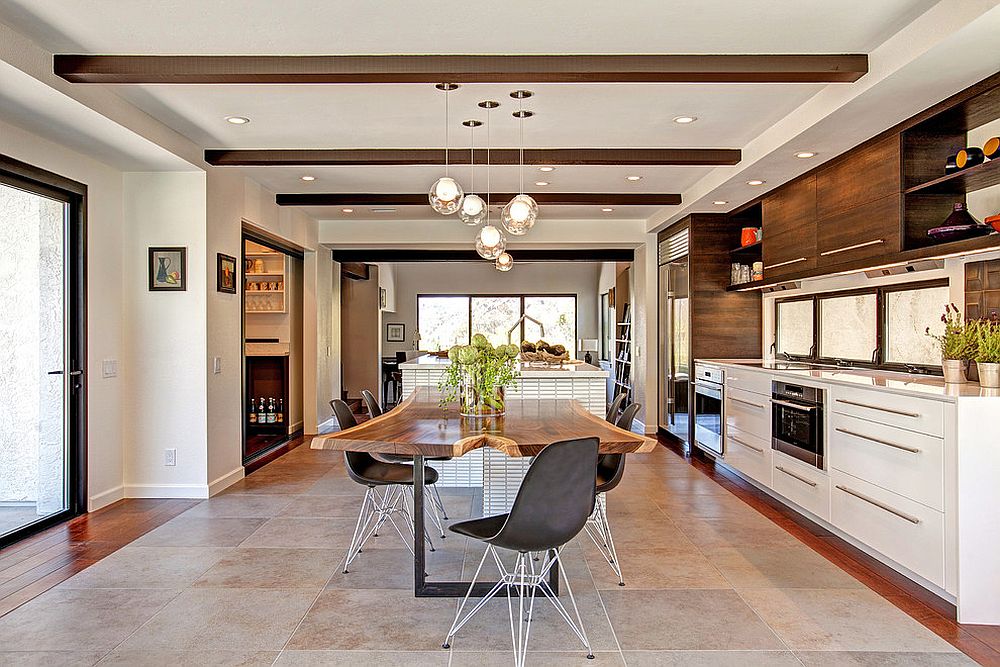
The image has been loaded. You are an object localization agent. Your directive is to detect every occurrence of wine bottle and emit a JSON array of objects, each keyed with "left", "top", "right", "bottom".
[
  {"left": 259, "top": 397, "right": 267, "bottom": 423},
  {"left": 249, "top": 398, "right": 257, "bottom": 424},
  {"left": 268, "top": 398, "right": 276, "bottom": 423},
  {"left": 277, "top": 398, "right": 284, "bottom": 423}
]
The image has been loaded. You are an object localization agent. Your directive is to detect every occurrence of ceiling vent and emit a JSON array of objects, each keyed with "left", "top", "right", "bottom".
[
  {"left": 864, "top": 259, "right": 944, "bottom": 279},
  {"left": 762, "top": 281, "right": 801, "bottom": 294},
  {"left": 658, "top": 229, "right": 689, "bottom": 265}
]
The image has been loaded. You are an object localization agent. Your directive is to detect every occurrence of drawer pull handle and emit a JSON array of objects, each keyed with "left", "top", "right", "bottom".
[
  {"left": 820, "top": 239, "right": 885, "bottom": 256},
  {"left": 730, "top": 436, "right": 764, "bottom": 454},
  {"left": 835, "top": 485, "right": 921, "bottom": 524},
  {"left": 835, "top": 398, "right": 920, "bottom": 418},
  {"left": 730, "top": 396, "right": 765, "bottom": 410},
  {"left": 775, "top": 465, "right": 818, "bottom": 487},
  {"left": 764, "top": 257, "right": 807, "bottom": 270},
  {"left": 835, "top": 427, "right": 920, "bottom": 453}
]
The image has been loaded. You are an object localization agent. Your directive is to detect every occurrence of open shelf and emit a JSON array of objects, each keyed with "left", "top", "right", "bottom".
[
  {"left": 905, "top": 158, "right": 1000, "bottom": 195},
  {"left": 730, "top": 240, "right": 762, "bottom": 255}
]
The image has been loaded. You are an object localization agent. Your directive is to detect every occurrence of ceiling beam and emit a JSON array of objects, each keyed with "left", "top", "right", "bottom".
[
  {"left": 54, "top": 54, "right": 868, "bottom": 84},
  {"left": 330, "top": 248, "right": 636, "bottom": 263},
  {"left": 277, "top": 193, "right": 681, "bottom": 206},
  {"left": 206, "top": 148, "right": 740, "bottom": 167}
]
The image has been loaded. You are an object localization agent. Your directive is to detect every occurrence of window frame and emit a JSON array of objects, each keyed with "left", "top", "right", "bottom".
[
  {"left": 773, "top": 279, "right": 949, "bottom": 374},
  {"left": 417, "top": 292, "right": 578, "bottom": 352}
]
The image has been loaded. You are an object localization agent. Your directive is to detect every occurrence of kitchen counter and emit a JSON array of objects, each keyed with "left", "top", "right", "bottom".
[
  {"left": 698, "top": 358, "right": 997, "bottom": 401},
  {"left": 399, "top": 354, "right": 609, "bottom": 378}
]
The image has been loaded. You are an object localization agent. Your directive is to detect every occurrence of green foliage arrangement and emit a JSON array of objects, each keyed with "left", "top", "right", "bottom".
[
  {"left": 974, "top": 318, "right": 1000, "bottom": 364},
  {"left": 439, "top": 333, "right": 520, "bottom": 413},
  {"left": 926, "top": 304, "right": 977, "bottom": 361}
]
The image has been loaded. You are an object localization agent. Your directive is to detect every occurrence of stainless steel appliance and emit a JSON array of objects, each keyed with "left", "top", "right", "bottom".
[
  {"left": 771, "top": 381, "right": 825, "bottom": 469},
  {"left": 692, "top": 364, "right": 724, "bottom": 456},
  {"left": 658, "top": 252, "right": 690, "bottom": 446}
]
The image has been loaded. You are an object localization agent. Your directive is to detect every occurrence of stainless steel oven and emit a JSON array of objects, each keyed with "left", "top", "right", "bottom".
[
  {"left": 693, "top": 364, "right": 724, "bottom": 456},
  {"left": 771, "top": 381, "right": 825, "bottom": 469}
]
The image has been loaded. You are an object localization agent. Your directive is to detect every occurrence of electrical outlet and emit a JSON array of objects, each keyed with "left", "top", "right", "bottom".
[
  {"left": 164, "top": 448, "right": 176, "bottom": 466},
  {"left": 102, "top": 359, "right": 118, "bottom": 378},
  {"left": 213, "top": 356, "right": 222, "bottom": 374}
]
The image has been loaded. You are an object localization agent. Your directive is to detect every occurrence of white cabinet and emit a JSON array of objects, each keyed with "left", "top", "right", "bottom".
[
  {"left": 724, "top": 431, "right": 772, "bottom": 487},
  {"left": 725, "top": 369, "right": 771, "bottom": 397},
  {"left": 726, "top": 386, "right": 771, "bottom": 439},
  {"left": 831, "top": 386, "right": 944, "bottom": 437},
  {"left": 772, "top": 451, "right": 831, "bottom": 521}
]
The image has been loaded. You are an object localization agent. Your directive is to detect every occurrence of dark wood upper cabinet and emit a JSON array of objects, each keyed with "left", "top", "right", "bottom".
[
  {"left": 815, "top": 135, "right": 901, "bottom": 218},
  {"left": 816, "top": 194, "right": 901, "bottom": 267},
  {"left": 762, "top": 175, "right": 817, "bottom": 278}
]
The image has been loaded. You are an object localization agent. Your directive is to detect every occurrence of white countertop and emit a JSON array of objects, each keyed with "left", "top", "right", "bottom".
[
  {"left": 400, "top": 354, "right": 609, "bottom": 378},
  {"left": 698, "top": 358, "right": 999, "bottom": 401}
]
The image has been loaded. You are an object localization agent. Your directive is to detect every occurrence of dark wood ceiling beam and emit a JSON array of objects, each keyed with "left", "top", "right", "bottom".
[
  {"left": 331, "top": 249, "right": 636, "bottom": 263},
  {"left": 54, "top": 54, "right": 868, "bottom": 84},
  {"left": 205, "top": 148, "right": 740, "bottom": 167},
  {"left": 277, "top": 193, "right": 681, "bottom": 206}
]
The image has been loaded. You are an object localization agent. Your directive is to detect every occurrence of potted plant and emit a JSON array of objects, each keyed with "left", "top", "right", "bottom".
[
  {"left": 974, "top": 318, "right": 1000, "bottom": 388},
  {"left": 926, "top": 304, "right": 976, "bottom": 383},
  {"left": 439, "top": 334, "right": 520, "bottom": 417}
]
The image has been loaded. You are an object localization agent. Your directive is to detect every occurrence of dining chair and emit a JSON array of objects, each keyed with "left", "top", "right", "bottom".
[
  {"left": 360, "top": 388, "right": 450, "bottom": 538},
  {"left": 586, "top": 401, "right": 641, "bottom": 586},
  {"left": 605, "top": 391, "right": 627, "bottom": 423},
  {"left": 331, "top": 399, "right": 441, "bottom": 573},
  {"left": 442, "top": 437, "right": 599, "bottom": 666}
]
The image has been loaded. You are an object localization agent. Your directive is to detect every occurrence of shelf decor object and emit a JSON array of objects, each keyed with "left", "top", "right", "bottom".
[
  {"left": 579, "top": 339, "right": 599, "bottom": 365},
  {"left": 984, "top": 136, "right": 1000, "bottom": 159},
  {"left": 439, "top": 334, "right": 520, "bottom": 418},
  {"left": 217, "top": 253, "right": 237, "bottom": 294},
  {"left": 956, "top": 146, "right": 985, "bottom": 170},
  {"left": 927, "top": 202, "right": 992, "bottom": 242},
  {"left": 428, "top": 83, "right": 464, "bottom": 215},
  {"left": 148, "top": 246, "right": 186, "bottom": 291},
  {"left": 244, "top": 249, "right": 286, "bottom": 313}
]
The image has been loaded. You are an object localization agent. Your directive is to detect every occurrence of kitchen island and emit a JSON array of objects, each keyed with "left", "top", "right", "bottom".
[{"left": 399, "top": 354, "right": 610, "bottom": 513}]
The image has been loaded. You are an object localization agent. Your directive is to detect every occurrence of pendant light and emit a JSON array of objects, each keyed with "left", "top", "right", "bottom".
[
  {"left": 495, "top": 251, "right": 514, "bottom": 272},
  {"left": 458, "top": 119, "right": 486, "bottom": 226},
  {"left": 502, "top": 90, "right": 538, "bottom": 236},
  {"left": 428, "top": 83, "right": 464, "bottom": 215},
  {"left": 475, "top": 99, "right": 506, "bottom": 260}
]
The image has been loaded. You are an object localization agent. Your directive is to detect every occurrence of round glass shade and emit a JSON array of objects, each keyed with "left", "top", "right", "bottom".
[
  {"left": 495, "top": 251, "right": 514, "bottom": 272},
  {"left": 475, "top": 224, "right": 506, "bottom": 260},
  {"left": 428, "top": 177, "right": 464, "bottom": 215},
  {"left": 501, "top": 194, "right": 538, "bottom": 235},
  {"left": 458, "top": 193, "right": 487, "bottom": 226}
]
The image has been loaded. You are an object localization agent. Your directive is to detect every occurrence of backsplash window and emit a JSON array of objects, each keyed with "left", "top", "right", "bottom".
[
  {"left": 884, "top": 284, "right": 950, "bottom": 367},
  {"left": 776, "top": 299, "right": 814, "bottom": 357},
  {"left": 819, "top": 293, "right": 877, "bottom": 362}
]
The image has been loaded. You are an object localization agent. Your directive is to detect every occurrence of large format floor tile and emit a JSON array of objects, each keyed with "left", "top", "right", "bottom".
[
  {"left": 794, "top": 651, "right": 977, "bottom": 666},
  {"left": 181, "top": 494, "right": 296, "bottom": 518},
  {"left": 193, "top": 548, "right": 340, "bottom": 588},
  {"left": 130, "top": 516, "right": 266, "bottom": 548},
  {"left": 0, "top": 651, "right": 106, "bottom": 667},
  {"left": 275, "top": 650, "right": 450, "bottom": 665},
  {"left": 622, "top": 650, "right": 802, "bottom": 666},
  {"left": 585, "top": 546, "right": 730, "bottom": 590},
  {"left": 702, "top": 544, "right": 867, "bottom": 589},
  {"left": 97, "top": 649, "right": 279, "bottom": 666},
  {"left": 59, "top": 546, "right": 231, "bottom": 589}
]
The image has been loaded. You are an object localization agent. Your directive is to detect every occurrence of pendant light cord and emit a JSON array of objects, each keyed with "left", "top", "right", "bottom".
[
  {"left": 519, "top": 96, "right": 524, "bottom": 194},
  {"left": 486, "top": 105, "right": 492, "bottom": 222},
  {"left": 444, "top": 86, "right": 450, "bottom": 178},
  {"left": 469, "top": 124, "right": 475, "bottom": 192}
]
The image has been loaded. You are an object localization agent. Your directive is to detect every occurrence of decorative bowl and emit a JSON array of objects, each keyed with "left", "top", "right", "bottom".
[{"left": 927, "top": 224, "right": 994, "bottom": 243}]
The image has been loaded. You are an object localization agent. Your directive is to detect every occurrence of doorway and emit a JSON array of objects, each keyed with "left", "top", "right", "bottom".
[{"left": 0, "top": 155, "right": 86, "bottom": 547}]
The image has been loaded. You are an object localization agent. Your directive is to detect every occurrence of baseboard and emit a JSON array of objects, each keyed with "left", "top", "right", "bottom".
[
  {"left": 124, "top": 483, "right": 210, "bottom": 499},
  {"left": 208, "top": 466, "right": 245, "bottom": 496},
  {"left": 88, "top": 484, "right": 125, "bottom": 511},
  {"left": 634, "top": 419, "right": 656, "bottom": 435},
  {"left": 289, "top": 420, "right": 304, "bottom": 433}
]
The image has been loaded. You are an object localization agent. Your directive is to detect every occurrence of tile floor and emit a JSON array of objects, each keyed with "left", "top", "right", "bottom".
[{"left": 0, "top": 443, "right": 979, "bottom": 666}]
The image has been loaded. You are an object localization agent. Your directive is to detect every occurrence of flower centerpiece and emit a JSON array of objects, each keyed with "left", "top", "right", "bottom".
[
  {"left": 439, "top": 334, "right": 521, "bottom": 417},
  {"left": 925, "top": 304, "right": 977, "bottom": 384},
  {"left": 973, "top": 317, "right": 1000, "bottom": 388}
]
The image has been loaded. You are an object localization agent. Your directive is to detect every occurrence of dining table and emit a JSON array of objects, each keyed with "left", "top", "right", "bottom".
[{"left": 311, "top": 387, "right": 656, "bottom": 597}]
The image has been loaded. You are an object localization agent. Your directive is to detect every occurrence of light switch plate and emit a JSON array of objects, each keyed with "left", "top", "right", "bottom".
[
  {"left": 213, "top": 357, "right": 222, "bottom": 374},
  {"left": 164, "top": 448, "right": 176, "bottom": 466},
  {"left": 102, "top": 359, "right": 118, "bottom": 378}
]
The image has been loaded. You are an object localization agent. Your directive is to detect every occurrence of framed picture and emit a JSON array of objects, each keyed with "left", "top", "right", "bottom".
[
  {"left": 386, "top": 323, "right": 405, "bottom": 342},
  {"left": 217, "top": 253, "right": 237, "bottom": 294},
  {"left": 148, "top": 247, "right": 187, "bottom": 291},
  {"left": 379, "top": 287, "right": 387, "bottom": 309}
]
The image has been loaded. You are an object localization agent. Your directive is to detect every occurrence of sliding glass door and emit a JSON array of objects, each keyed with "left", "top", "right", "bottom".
[{"left": 0, "top": 158, "right": 85, "bottom": 546}]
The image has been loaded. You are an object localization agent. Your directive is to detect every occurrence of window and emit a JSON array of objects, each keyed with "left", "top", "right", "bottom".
[
  {"left": 773, "top": 279, "right": 950, "bottom": 372},
  {"left": 417, "top": 294, "right": 577, "bottom": 355}
]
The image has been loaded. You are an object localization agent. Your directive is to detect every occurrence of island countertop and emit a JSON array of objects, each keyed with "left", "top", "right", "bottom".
[{"left": 399, "top": 353, "right": 609, "bottom": 378}]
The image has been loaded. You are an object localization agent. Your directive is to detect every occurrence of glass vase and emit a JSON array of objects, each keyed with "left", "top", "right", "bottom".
[{"left": 459, "top": 374, "right": 506, "bottom": 417}]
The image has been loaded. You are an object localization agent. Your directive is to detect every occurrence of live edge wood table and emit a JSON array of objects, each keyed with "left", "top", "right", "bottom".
[{"left": 311, "top": 387, "right": 655, "bottom": 597}]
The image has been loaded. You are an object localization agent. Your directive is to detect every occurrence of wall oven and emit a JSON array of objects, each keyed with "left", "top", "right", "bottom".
[
  {"left": 771, "top": 381, "right": 825, "bottom": 469},
  {"left": 692, "top": 364, "right": 724, "bottom": 456}
]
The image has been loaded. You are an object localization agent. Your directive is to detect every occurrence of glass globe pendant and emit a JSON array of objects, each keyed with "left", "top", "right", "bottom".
[
  {"left": 501, "top": 194, "right": 538, "bottom": 235},
  {"left": 495, "top": 251, "right": 514, "bottom": 272},
  {"left": 475, "top": 224, "right": 506, "bottom": 260},
  {"left": 428, "top": 83, "right": 464, "bottom": 215}
]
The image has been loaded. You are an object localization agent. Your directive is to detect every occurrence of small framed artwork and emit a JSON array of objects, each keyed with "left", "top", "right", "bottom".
[
  {"left": 217, "top": 253, "right": 237, "bottom": 294},
  {"left": 386, "top": 323, "right": 405, "bottom": 342},
  {"left": 379, "top": 287, "right": 387, "bottom": 309},
  {"left": 148, "top": 247, "right": 187, "bottom": 291}
]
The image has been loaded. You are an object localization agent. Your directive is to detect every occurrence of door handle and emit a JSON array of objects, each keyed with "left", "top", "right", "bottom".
[
  {"left": 763, "top": 257, "right": 807, "bottom": 270},
  {"left": 47, "top": 370, "right": 83, "bottom": 376},
  {"left": 819, "top": 239, "right": 885, "bottom": 257}
]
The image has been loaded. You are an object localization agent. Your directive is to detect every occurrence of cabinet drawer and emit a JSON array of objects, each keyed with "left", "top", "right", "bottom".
[
  {"left": 829, "top": 413, "right": 944, "bottom": 510},
  {"left": 726, "top": 387, "right": 770, "bottom": 442},
  {"left": 771, "top": 452, "right": 830, "bottom": 521},
  {"left": 724, "top": 429, "right": 772, "bottom": 487},
  {"left": 816, "top": 135, "right": 900, "bottom": 218},
  {"left": 816, "top": 194, "right": 901, "bottom": 267},
  {"left": 831, "top": 470, "right": 945, "bottom": 587},
  {"left": 724, "top": 370, "right": 771, "bottom": 397},
  {"left": 830, "top": 387, "right": 944, "bottom": 437}
]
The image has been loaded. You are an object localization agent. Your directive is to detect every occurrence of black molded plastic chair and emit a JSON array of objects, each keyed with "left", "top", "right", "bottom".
[
  {"left": 442, "top": 437, "right": 599, "bottom": 665},
  {"left": 605, "top": 392, "right": 627, "bottom": 423},
  {"left": 331, "top": 400, "right": 441, "bottom": 573},
  {"left": 586, "top": 402, "right": 641, "bottom": 586}
]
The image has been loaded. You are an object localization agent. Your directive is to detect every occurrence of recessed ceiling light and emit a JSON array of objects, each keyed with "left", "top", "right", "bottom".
[
  {"left": 794, "top": 151, "right": 817, "bottom": 159},
  {"left": 534, "top": 181, "right": 549, "bottom": 186},
  {"left": 370, "top": 207, "right": 396, "bottom": 213},
  {"left": 746, "top": 179, "right": 766, "bottom": 186},
  {"left": 538, "top": 166, "right": 555, "bottom": 172},
  {"left": 225, "top": 116, "right": 250, "bottom": 125},
  {"left": 713, "top": 200, "right": 728, "bottom": 205},
  {"left": 341, "top": 208, "right": 354, "bottom": 213},
  {"left": 601, "top": 207, "right": 614, "bottom": 212},
  {"left": 300, "top": 175, "right": 315, "bottom": 181},
  {"left": 673, "top": 115, "right": 698, "bottom": 124},
  {"left": 625, "top": 175, "right": 643, "bottom": 182}
]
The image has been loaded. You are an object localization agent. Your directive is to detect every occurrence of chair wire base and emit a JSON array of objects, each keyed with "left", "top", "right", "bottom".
[
  {"left": 443, "top": 545, "right": 594, "bottom": 666},
  {"left": 343, "top": 484, "right": 439, "bottom": 573},
  {"left": 584, "top": 492, "right": 624, "bottom": 586}
]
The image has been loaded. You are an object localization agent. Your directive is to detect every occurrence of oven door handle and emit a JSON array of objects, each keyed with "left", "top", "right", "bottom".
[
  {"left": 771, "top": 398, "right": 819, "bottom": 411},
  {"left": 693, "top": 382, "right": 722, "bottom": 399}
]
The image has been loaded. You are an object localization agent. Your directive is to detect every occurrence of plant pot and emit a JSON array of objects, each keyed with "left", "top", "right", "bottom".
[
  {"left": 977, "top": 362, "right": 1000, "bottom": 388},
  {"left": 459, "top": 376, "right": 506, "bottom": 417},
  {"left": 942, "top": 359, "right": 968, "bottom": 384}
]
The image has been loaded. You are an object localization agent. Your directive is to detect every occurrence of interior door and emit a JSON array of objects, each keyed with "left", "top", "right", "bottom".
[{"left": 0, "top": 162, "right": 85, "bottom": 546}]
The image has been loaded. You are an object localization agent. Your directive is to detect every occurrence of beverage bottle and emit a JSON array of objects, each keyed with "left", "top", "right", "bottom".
[
  {"left": 277, "top": 398, "right": 284, "bottom": 423},
  {"left": 249, "top": 398, "right": 257, "bottom": 424}
]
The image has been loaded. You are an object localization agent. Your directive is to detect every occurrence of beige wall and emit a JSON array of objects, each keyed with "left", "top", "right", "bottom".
[{"left": 341, "top": 267, "right": 380, "bottom": 400}]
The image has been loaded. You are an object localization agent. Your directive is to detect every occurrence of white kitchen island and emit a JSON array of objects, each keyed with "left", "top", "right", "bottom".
[{"left": 399, "top": 354, "right": 610, "bottom": 513}]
